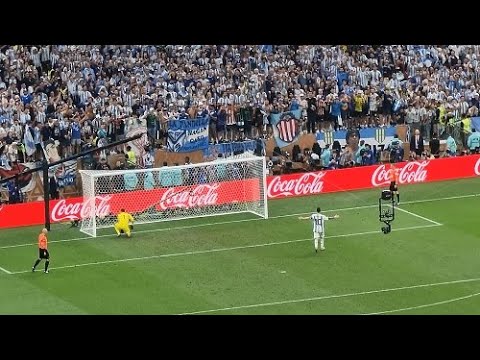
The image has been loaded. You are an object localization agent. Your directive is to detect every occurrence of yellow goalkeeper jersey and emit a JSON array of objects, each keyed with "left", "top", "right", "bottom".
[{"left": 117, "top": 211, "right": 134, "bottom": 226}]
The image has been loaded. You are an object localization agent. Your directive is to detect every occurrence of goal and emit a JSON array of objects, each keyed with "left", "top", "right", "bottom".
[{"left": 78, "top": 155, "right": 268, "bottom": 237}]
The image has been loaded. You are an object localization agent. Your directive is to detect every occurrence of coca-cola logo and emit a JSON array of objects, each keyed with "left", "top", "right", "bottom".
[
  {"left": 51, "top": 195, "right": 112, "bottom": 221},
  {"left": 158, "top": 184, "right": 219, "bottom": 210},
  {"left": 371, "top": 161, "right": 429, "bottom": 187},
  {"left": 267, "top": 172, "right": 326, "bottom": 198},
  {"left": 475, "top": 158, "right": 480, "bottom": 176}
]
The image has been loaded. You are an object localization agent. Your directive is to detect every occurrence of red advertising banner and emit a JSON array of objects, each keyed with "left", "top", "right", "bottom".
[
  {"left": 1, "top": 155, "right": 479, "bottom": 229},
  {"left": 266, "top": 155, "right": 480, "bottom": 199},
  {"left": 0, "top": 179, "right": 260, "bottom": 229}
]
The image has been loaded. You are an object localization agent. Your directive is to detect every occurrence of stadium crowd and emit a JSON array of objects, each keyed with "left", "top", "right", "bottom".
[{"left": 1, "top": 45, "right": 480, "bottom": 202}]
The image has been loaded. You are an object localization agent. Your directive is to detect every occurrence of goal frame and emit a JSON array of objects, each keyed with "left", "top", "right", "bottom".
[{"left": 79, "top": 155, "right": 268, "bottom": 237}]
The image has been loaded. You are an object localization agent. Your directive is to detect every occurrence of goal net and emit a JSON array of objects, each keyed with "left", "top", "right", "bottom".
[{"left": 79, "top": 155, "right": 268, "bottom": 237}]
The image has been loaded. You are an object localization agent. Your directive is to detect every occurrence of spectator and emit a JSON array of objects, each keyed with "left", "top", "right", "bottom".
[
  {"left": 446, "top": 134, "right": 457, "bottom": 156},
  {"left": 49, "top": 175, "right": 59, "bottom": 200},
  {"left": 467, "top": 128, "right": 480, "bottom": 153},
  {"left": 429, "top": 132, "right": 440, "bottom": 158},
  {"left": 0, "top": 44, "right": 475, "bottom": 202},
  {"left": 125, "top": 145, "right": 136, "bottom": 168},
  {"left": 410, "top": 129, "right": 425, "bottom": 159},
  {"left": 321, "top": 144, "right": 332, "bottom": 168}
]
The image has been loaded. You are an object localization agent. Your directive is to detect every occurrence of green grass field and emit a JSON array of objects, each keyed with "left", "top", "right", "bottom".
[{"left": 1, "top": 177, "right": 479, "bottom": 314}]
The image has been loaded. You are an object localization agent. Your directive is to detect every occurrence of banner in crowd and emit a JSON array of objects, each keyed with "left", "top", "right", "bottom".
[
  {"left": 270, "top": 109, "right": 302, "bottom": 148},
  {"left": 202, "top": 139, "right": 260, "bottom": 158},
  {"left": 0, "top": 162, "right": 40, "bottom": 195},
  {"left": 470, "top": 117, "right": 480, "bottom": 132},
  {"left": 23, "top": 124, "right": 36, "bottom": 157},
  {"left": 167, "top": 117, "right": 209, "bottom": 153},
  {"left": 316, "top": 127, "right": 396, "bottom": 147},
  {"left": 1, "top": 155, "right": 479, "bottom": 229},
  {"left": 42, "top": 140, "right": 78, "bottom": 188}
]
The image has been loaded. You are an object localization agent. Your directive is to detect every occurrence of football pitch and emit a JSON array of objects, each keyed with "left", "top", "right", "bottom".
[{"left": 0, "top": 177, "right": 479, "bottom": 315}]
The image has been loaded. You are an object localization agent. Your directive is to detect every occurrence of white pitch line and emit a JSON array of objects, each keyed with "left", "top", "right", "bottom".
[
  {"left": 0, "top": 266, "right": 12, "bottom": 275},
  {"left": 394, "top": 206, "right": 442, "bottom": 226},
  {"left": 8, "top": 223, "right": 440, "bottom": 275},
  {"left": 179, "top": 275, "right": 480, "bottom": 315},
  {"left": 363, "top": 291, "right": 480, "bottom": 315},
  {"left": 0, "top": 193, "right": 475, "bottom": 250}
]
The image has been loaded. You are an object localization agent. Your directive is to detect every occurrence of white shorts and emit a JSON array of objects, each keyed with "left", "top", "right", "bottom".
[{"left": 313, "top": 231, "right": 324, "bottom": 239}]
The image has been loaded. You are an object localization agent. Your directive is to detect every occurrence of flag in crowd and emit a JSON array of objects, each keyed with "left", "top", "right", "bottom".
[
  {"left": 23, "top": 125, "right": 36, "bottom": 157},
  {"left": 316, "top": 127, "right": 396, "bottom": 147},
  {"left": 270, "top": 109, "right": 302, "bottom": 148},
  {"left": 167, "top": 116, "right": 210, "bottom": 153}
]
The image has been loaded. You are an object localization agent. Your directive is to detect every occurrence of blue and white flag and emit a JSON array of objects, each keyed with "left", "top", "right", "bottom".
[
  {"left": 167, "top": 116, "right": 209, "bottom": 153},
  {"left": 271, "top": 109, "right": 302, "bottom": 148},
  {"left": 470, "top": 116, "right": 480, "bottom": 132},
  {"left": 316, "top": 127, "right": 396, "bottom": 147},
  {"left": 202, "top": 139, "right": 259, "bottom": 158},
  {"left": 23, "top": 125, "right": 36, "bottom": 157}
]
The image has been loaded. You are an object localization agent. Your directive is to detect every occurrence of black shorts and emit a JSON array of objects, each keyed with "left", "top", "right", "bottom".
[
  {"left": 39, "top": 249, "right": 50, "bottom": 259},
  {"left": 389, "top": 182, "right": 398, "bottom": 192}
]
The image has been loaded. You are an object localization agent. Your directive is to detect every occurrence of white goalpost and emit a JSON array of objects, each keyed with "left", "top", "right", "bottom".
[{"left": 78, "top": 155, "right": 268, "bottom": 237}]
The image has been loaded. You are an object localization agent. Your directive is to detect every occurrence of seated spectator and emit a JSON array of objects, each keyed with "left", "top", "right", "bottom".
[
  {"left": 124, "top": 172, "right": 139, "bottom": 191},
  {"left": 143, "top": 171, "right": 155, "bottom": 190},
  {"left": 446, "top": 134, "right": 457, "bottom": 157},
  {"left": 7, "top": 180, "right": 21, "bottom": 204},
  {"left": 321, "top": 144, "right": 332, "bottom": 167},
  {"left": 327, "top": 152, "right": 339, "bottom": 170},
  {"left": 361, "top": 144, "right": 374, "bottom": 166}
]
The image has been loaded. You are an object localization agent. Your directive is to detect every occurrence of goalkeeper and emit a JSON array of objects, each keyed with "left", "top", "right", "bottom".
[{"left": 114, "top": 209, "right": 135, "bottom": 238}]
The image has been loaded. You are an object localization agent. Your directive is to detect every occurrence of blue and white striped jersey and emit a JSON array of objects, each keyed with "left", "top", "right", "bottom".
[{"left": 310, "top": 213, "right": 328, "bottom": 233}]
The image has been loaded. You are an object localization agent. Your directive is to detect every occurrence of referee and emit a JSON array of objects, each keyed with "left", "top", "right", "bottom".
[{"left": 32, "top": 228, "right": 50, "bottom": 274}]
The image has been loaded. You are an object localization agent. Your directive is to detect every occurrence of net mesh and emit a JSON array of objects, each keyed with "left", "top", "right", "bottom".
[{"left": 79, "top": 156, "right": 268, "bottom": 237}]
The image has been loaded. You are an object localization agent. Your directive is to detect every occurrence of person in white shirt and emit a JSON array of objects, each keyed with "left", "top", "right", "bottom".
[{"left": 298, "top": 207, "right": 340, "bottom": 252}]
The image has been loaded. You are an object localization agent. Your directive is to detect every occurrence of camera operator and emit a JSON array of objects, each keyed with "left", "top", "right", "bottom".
[
  {"left": 385, "top": 134, "right": 404, "bottom": 163},
  {"left": 7, "top": 179, "right": 21, "bottom": 204},
  {"left": 361, "top": 144, "right": 374, "bottom": 166}
]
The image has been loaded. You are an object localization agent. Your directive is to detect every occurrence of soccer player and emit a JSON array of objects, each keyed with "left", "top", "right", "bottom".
[
  {"left": 388, "top": 164, "right": 400, "bottom": 205},
  {"left": 32, "top": 228, "right": 50, "bottom": 274},
  {"left": 298, "top": 207, "right": 339, "bottom": 252},
  {"left": 114, "top": 208, "right": 135, "bottom": 238}
]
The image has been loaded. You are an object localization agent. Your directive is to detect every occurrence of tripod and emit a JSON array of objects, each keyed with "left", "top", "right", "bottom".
[{"left": 379, "top": 189, "right": 395, "bottom": 234}]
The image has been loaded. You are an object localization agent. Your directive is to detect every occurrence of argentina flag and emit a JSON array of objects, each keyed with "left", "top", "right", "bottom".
[{"left": 270, "top": 109, "right": 302, "bottom": 148}]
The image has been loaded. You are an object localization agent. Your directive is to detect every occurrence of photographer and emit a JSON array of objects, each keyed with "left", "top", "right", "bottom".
[
  {"left": 385, "top": 134, "right": 404, "bottom": 163},
  {"left": 7, "top": 179, "right": 21, "bottom": 204},
  {"left": 361, "top": 144, "right": 374, "bottom": 166}
]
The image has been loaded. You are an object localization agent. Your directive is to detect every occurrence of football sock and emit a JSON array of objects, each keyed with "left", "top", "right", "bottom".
[
  {"left": 45, "top": 260, "right": 50, "bottom": 272},
  {"left": 320, "top": 238, "right": 325, "bottom": 249},
  {"left": 314, "top": 238, "right": 318, "bottom": 250},
  {"left": 33, "top": 259, "right": 41, "bottom": 269},
  {"left": 397, "top": 193, "right": 400, "bottom": 203}
]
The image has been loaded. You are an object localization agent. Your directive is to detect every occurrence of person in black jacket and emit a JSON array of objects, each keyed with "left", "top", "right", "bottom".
[{"left": 429, "top": 132, "right": 440, "bottom": 158}]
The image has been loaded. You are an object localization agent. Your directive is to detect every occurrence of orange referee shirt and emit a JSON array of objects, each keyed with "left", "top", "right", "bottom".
[
  {"left": 38, "top": 233, "right": 48, "bottom": 250},
  {"left": 389, "top": 168, "right": 399, "bottom": 183}
]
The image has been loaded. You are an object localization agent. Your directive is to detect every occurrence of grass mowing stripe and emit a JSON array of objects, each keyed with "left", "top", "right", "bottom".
[
  {"left": 180, "top": 275, "right": 480, "bottom": 315},
  {"left": 362, "top": 291, "right": 480, "bottom": 315},
  {"left": 8, "top": 223, "right": 440, "bottom": 275},
  {"left": 1, "top": 193, "right": 473, "bottom": 250}
]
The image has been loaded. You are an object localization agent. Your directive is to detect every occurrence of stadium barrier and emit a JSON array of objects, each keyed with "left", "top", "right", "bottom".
[{"left": 1, "top": 154, "right": 480, "bottom": 229}]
